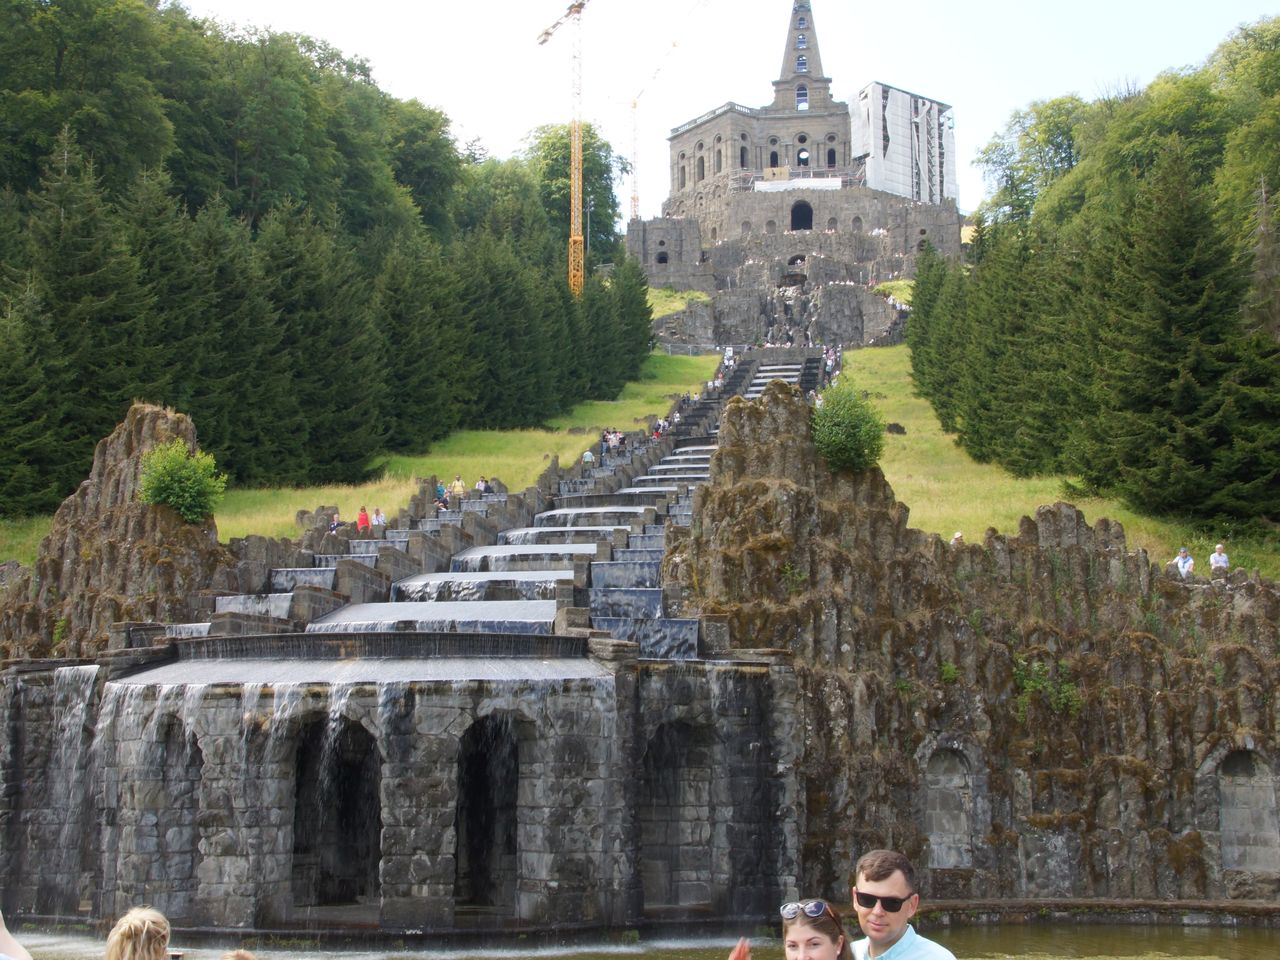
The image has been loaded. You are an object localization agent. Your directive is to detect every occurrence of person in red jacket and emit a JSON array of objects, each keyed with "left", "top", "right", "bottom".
[{"left": 356, "top": 506, "right": 371, "bottom": 532}]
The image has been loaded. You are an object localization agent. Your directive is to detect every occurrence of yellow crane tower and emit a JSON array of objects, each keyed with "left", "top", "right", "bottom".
[{"left": 538, "top": 1, "right": 590, "bottom": 296}]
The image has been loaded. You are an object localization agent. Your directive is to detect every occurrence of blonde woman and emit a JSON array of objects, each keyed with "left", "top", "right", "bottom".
[{"left": 105, "top": 907, "right": 170, "bottom": 960}]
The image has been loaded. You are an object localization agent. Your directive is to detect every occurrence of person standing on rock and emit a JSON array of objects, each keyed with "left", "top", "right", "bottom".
[
  {"left": 449, "top": 474, "right": 467, "bottom": 502},
  {"left": 850, "top": 850, "right": 955, "bottom": 960}
]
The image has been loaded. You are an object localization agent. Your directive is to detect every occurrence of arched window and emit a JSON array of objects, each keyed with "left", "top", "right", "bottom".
[
  {"left": 796, "top": 34, "right": 808, "bottom": 49},
  {"left": 715, "top": 149, "right": 722, "bottom": 173},
  {"left": 796, "top": 15, "right": 807, "bottom": 28},
  {"left": 769, "top": 150, "right": 779, "bottom": 168},
  {"left": 790, "top": 201, "right": 813, "bottom": 231},
  {"left": 740, "top": 146, "right": 748, "bottom": 168},
  {"left": 827, "top": 217, "right": 838, "bottom": 231},
  {"left": 710, "top": 227, "right": 717, "bottom": 242},
  {"left": 696, "top": 156, "right": 705, "bottom": 181},
  {"left": 679, "top": 166, "right": 686, "bottom": 189},
  {"left": 765, "top": 219, "right": 777, "bottom": 235},
  {"left": 796, "top": 55, "right": 808, "bottom": 73},
  {"left": 827, "top": 148, "right": 836, "bottom": 167},
  {"left": 796, "top": 148, "right": 810, "bottom": 167},
  {"left": 741, "top": 220, "right": 751, "bottom": 236},
  {"left": 796, "top": 85, "right": 809, "bottom": 111},
  {"left": 656, "top": 251, "right": 669, "bottom": 265}
]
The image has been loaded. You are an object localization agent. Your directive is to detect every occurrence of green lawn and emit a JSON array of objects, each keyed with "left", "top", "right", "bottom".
[
  {"left": 844, "top": 344, "right": 1280, "bottom": 580},
  {"left": 647, "top": 286, "right": 711, "bottom": 320}
]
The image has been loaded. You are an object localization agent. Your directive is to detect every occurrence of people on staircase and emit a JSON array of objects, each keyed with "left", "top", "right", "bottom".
[{"left": 356, "top": 506, "right": 371, "bottom": 532}]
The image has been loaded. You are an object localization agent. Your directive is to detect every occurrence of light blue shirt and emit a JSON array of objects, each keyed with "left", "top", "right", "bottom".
[{"left": 852, "top": 924, "right": 956, "bottom": 960}]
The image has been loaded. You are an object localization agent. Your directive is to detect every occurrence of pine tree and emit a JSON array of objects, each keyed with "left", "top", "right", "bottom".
[
  {"left": 610, "top": 256, "right": 655, "bottom": 383},
  {"left": 1089, "top": 140, "right": 1246, "bottom": 515},
  {"left": 1244, "top": 179, "right": 1280, "bottom": 342},
  {"left": 24, "top": 131, "right": 153, "bottom": 496}
]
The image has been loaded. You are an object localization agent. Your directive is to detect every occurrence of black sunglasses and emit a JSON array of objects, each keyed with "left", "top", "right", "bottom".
[
  {"left": 780, "top": 899, "right": 839, "bottom": 923},
  {"left": 853, "top": 890, "right": 914, "bottom": 912}
]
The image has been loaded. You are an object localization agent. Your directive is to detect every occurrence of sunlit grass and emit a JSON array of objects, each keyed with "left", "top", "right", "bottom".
[
  {"left": 871, "top": 278, "right": 914, "bottom": 304},
  {"left": 0, "top": 516, "right": 52, "bottom": 572},
  {"left": 648, "top": 285, "right": 712, "bottom": 319},
  {"left": 844, "top": 344, "right": 1280, "bottom": 580},
  {"left": 218, "top": 351, "right": 719, "bottom": 544}
]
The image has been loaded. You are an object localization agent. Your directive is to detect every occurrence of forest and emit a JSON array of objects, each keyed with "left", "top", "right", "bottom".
[
  {"left": 0, "top": 0, "right": 647, "bottom": 517},
  {"left": 907, "top": 16, "right": 1280, "bottom": 525}
]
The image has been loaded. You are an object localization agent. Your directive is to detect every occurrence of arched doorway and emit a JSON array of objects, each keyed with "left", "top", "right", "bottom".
[
  {"left": 639, "top": 722, "right": 715, "bottom": 909},
  {"left": 790, "top": 201, "right": 813, "bottom": 231},
  {"left": 1219, "top": 750, "right": 1280, "bottom": 872},
  {"left": 292, "top": 715, "right": 382, "bottom": 909},
  {"left": 925, "top": 749, "right": 973, "bottom": 868},
  {"left": 455, "top": 716, "right": 519, "bottom": 912}
]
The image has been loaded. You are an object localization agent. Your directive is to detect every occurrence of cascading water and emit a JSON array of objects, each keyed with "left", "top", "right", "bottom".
[{"left": 44, "top": 665, "right": 101, "bottom": 915}]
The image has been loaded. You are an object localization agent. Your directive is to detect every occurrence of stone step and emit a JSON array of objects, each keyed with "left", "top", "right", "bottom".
[
  {"left": 214, "top": 593, "right": 294, "bottom": 619},
  {"left": 590, "top": 617, "right": 699, "bottom": 659},
  {"left": 627, "top": 534, "right": 665, "bottom": 551},
  {"left": 306, "top": 599, "right": 557, "bottom": 635},
  {"left": 394, "top": 571, "right": 571, "bottom": 602},
  {"left": 589, "top": 587, "right": 663, "bottom": 619},
  {"left": 270, "top": 568, "right": 337, "bottom": 592},
  {"left": 499, "top": 525, "right": 628, "bottom": 545},
  {"left": 314, "top": 553, "right": 378, "bottom": 569},
  {"left": 450, "top": 543, "right": 597, "bottom": 572},
  {"left": 614, "top": 548, "right": 664, "bottom": 563},
  {"left": 591, "top": 560, "right": 661, "bottom": 589}
]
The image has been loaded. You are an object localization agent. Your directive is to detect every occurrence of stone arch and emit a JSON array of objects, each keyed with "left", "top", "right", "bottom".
[
  {"left": 827, "top": 217, "right": 838, "bottom": 231},
  {"left": 144, "top": 715, "right": 205, "bottom": 921},
  {"left": 827, "top": 148, "right": 837, "bottom": 167},
  {"left": 741, "top": 220, "right": 752, "bottom": 237},
  {"left": 770, "top": 150, "right": 779, "bottom": 168},
  {"left": 765, "top": 219, "right": 778, "bottom": 235},
  {"left": 638, "top": 721, "right": 716, "bottom": 909},
  {"left": 924, "top": 748, "right": 973, "bottom": 868},
  {"left": 454, "top": 714, "right": 527, "bottom": 914},
  {"left": 914, "top": 733, "right": 992, "bottom": 885},
  {"left": 291, "top": 712, "right": 383, "bottom": 910},
  {"left": 1218, "top": 749, "right": 1280, "bottom": 873},
  {"left": 715, "top": 149, "right": 722, "bottom": 173},
  {"left": 790, "top": 201, "right": 813, "bottom": 231},
  {"left": 710, "top": 226, "right": 718, "bottom": 242},
  {"left": 851, "top": 215, "right": 864, "bottom": 233},
  {"left": 740, "top": 145, "right": 748, "bottom": 168},
  {"left": 656, "top": 251, "right": 669, "bottom": 265},
  {"left": 679, "top": 165, "right": 686, "bottom": 190},
  {"left": 696, "top": 156, "right": 705, "bottom": 181}
]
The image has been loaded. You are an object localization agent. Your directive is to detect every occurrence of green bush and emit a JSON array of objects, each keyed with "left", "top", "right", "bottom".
[
  {"left": 811, "top": 381, "right": 885, "bottom": 473},
  {"left": 138, "top": 438, "right": 227, "bottom": 524}
]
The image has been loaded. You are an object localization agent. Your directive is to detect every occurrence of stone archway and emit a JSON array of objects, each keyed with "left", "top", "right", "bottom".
[
  {"left": 291, "top": 715, "right": 383, "bottom": 908},
  {"left": 791, "top": 201, "right": 813, "bottom": 231},
  {"left": 925, "top": 748, "right": 973, "bottom": 868},
  {"left": 454, "top": 715, "right": 519, "bottom": 911},
  {"left": 1219, "top": 749, "right": 1280, "bottom": 872},
  {"left": 639, "top": 721, "right": 715, "bottom": 910}
]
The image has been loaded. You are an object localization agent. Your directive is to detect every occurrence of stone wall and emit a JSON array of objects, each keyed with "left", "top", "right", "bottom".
[{"left": 664, "top": 382, "right": 1280, "bottom": 902}]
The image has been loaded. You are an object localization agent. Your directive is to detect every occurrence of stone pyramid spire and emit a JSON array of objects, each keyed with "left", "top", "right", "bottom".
[{"left": 771, "top": 1, "right": 833, "bottom": 111}]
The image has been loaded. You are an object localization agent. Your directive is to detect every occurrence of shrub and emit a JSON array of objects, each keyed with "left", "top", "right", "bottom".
[
  {"left": 811, "top": 382, "right": 885, "bottom": 472},
  {"left": 138, "top": 438, "right": 227, "bottom": 524}
]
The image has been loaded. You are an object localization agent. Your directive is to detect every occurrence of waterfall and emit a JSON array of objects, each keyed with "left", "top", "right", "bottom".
[{"left": 46, "top": 665, "right": 101, "bottom": 915}]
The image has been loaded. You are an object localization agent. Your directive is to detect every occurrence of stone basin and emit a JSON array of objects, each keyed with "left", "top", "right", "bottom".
[{"left": 306, "top": 600, "right": 557, "bottom": 634}]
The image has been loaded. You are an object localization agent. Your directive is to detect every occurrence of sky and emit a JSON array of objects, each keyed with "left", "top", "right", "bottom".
[{"left": 181, "top": 0, "right": 1278, "bottom": 222}]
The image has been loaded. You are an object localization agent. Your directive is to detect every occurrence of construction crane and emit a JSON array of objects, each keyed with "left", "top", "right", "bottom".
[{"left": 538, "top": 1, "right": 590, "bottom": 296}]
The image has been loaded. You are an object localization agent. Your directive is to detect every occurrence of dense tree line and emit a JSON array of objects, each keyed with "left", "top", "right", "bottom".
[
  {"left": 0, "top": 1, "right": 649, "bottom": 517},
  {"left": 908, "top": 18, "right": 1280, "bottom": 524}
]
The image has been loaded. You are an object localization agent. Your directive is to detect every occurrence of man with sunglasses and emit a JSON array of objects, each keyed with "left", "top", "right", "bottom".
[{"left": 850, "top": 850, "right": 955, "bottom": 960}]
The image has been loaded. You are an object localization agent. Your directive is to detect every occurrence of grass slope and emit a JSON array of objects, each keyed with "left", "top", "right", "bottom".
[{"left": 845, "top": 344, "right": 1280, "bottom": 580}]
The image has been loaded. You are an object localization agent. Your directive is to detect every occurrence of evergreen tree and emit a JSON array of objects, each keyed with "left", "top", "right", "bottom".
[
  {"left": 610, "top": 256, "right": 654, "bottom": 383},
  {"left": 255, "top": 203, "right": 387, "bottom": 483},
  {"left": 1244, "top": 180, "right": 1280, "bottom": 342},
  {"left": 1087, "top": 141, "right": 1246, "bottom": 515},
  {"left": 24, "top": 131, "right": 152, "bottom": 495}
]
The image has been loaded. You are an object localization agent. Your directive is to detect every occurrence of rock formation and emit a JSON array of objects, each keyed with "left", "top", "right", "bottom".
[
  {"left": 0, "top": 404, "right": 239, "bottom": 659},
  {"left": 666, "top": 381, "right": 1280, "bottom": 900}
]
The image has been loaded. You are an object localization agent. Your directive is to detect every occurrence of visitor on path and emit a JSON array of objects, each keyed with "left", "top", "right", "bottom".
[
  {"left": 372, "top": 508, "right": 386, "bottom": 526},
  {"left": 475, "top": 476, "right": 487, "bottom": 492},
  {"left": 1173, "top": 547, "right": 1194, "bottom": 579},
  {"left": 328, "top": 512, "right": 343, "bottom": 533},
  {"left": 1210, "top": 543, "right": 1230, "bottom": 574},
  {"left": 582, "top": 448, "right": 595, "bottom": 466},
  {"left": 483, "top": 477, "right": 495, "bottom": 494},
  {"left": 449, "top": 474, "right": 467, "bottom": 501},
  {"left": 724, "top": 896, "right": 851, "bottom": 960},
  {"left": 950, "top": 532, "right": 964, "bottom": 547},
  {"left": 356, "top": 506, "right": 370, "bottom": 532},
  {"left": 0, "top": 908, "right": 33, "bottom": 960},
  {"left": 105, "top": 907, "right": 171, "bottom": 960},
  {"left": 850, "top": 850, "right": 955, "bottom": 960}
]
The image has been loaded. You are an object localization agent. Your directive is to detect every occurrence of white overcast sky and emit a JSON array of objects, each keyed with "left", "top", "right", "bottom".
[{"left": 181, "top": 0, "right": 1277, "bottom": 221}]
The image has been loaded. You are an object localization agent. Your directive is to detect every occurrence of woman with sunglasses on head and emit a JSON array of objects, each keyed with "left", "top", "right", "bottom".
[{"left": 727, "top": 898, "right": 852, "bottom": 960}]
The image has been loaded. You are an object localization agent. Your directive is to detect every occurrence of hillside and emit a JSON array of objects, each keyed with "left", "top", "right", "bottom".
[{"left": 846, "top": 345, "right": 1280, "bottom": 580}]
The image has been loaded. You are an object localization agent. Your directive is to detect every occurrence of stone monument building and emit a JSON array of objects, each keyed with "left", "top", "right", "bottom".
[{"left": 626, "top": 1, "right": 963, "bottom": 348}]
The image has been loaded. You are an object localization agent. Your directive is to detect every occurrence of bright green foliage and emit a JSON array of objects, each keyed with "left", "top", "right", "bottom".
[
  {"left": 138, "top": 438, "right": 227, "bottom": 524},
  {"left": 906, "top": 18, "right": 1280, "bottom": 527},
  {"left": 523, "top": 123, "right": 627, "bottom": 265},
  {"left": 812, "top": 382, "right": 885, "bottom": 473}
]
